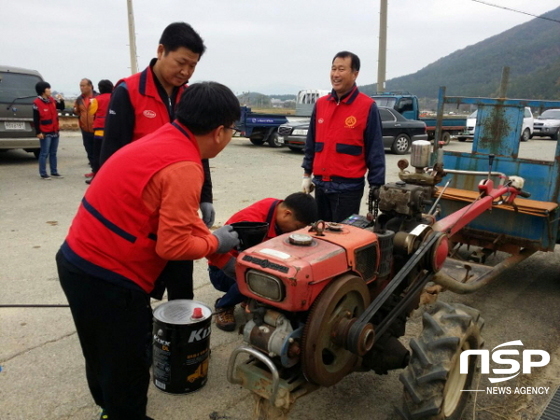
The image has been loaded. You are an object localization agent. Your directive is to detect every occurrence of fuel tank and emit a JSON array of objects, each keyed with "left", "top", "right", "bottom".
[{"left": 235, "top": 224, "right": 379, "bottom": 312}]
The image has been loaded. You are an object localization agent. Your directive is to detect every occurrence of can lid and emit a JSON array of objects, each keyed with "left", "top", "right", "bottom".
[
  {"left": 153, "top": 300, "right": 212, "bottom": 324},
  {"left": 192, "top": 307, "right": 203, "bottom": 319}
]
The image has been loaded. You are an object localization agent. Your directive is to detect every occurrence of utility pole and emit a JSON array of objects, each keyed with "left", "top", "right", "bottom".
[
  {"left": 127, "top": 0, "right": 138, "bottom": 74},
  {"left": 377, "top": 0, "right": 388, "bottom": 93}
]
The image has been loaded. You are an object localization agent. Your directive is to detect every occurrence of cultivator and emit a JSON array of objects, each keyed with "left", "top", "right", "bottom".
[{"left": 227, "top": 90, "right": 560, "bottom": 419}]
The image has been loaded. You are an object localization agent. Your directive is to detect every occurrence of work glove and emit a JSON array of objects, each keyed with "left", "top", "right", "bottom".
[
  {"left": 213, "top": 225, "right": 240, "bottom": 253},
  {"left": 302, "top": 176, "right": 315, "bottom": 193},
  {"left": 200, "top": 202, "right": 216, "bottom": 228},
  {"left": 222, "top": 256, "right": 237, "bottom": 279}
]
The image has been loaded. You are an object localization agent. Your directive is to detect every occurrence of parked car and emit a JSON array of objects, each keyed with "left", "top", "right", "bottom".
[
  {"left": 278, "top": 106, "right": 428, "bottom": 155},
  {"left": 533, "top": 109, "right": 560, "bottom": 140},
  {"left": 0, "top": 65, "right": 44, "bottom": 157},
  {"left": 458, "top": 107, "right": 534, "bottom": 142}
]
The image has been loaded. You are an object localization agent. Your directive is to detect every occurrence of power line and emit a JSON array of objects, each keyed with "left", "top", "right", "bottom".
[{"left": 471, "top": 0, "right": 560, "bottom": 24}]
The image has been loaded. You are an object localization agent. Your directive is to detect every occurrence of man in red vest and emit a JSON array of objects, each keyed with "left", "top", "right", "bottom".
[
  {"left": 207, "top": 192, "right": 318, "bottom": 331},
  {"left": 56, "top": 82, "right": 241, "bottom": 420},
  {"left": 33, "top": 81, "right": 65, "bottom": 179},
  {"left": 99, "top": 22, "right": 212, "bottom": 301},
  {"left": 86, "top": 79, "right": 114, "bottom": 184},
  {"left": 301, "top": 51, "right": 385, "bottom": 223}
]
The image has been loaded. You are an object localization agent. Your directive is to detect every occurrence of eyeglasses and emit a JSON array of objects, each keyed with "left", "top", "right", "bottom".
[{"left": 224, "top": 126, "right": 239, "bottom": 136}]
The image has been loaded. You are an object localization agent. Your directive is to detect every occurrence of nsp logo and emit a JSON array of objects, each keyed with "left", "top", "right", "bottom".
[{"left": 460, "top": 340, "right": 550, "bottom": 383}]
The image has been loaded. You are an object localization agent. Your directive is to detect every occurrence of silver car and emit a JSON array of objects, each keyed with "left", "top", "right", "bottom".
[
  {"left": 533, "top": 109, "right": 560, "bottom": 140},
  {"left": 0, "top": 65, "right": 44, "bottom": 157}
]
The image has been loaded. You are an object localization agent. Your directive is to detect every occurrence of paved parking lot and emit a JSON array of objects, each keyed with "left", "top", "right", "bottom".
[{"left": 1, "top": 133, "right": 559, "bottom": 419}]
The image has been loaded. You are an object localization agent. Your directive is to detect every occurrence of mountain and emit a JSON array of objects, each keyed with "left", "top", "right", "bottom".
[{"left": 360, "top": 6, "right": 560, "bottom": 100}]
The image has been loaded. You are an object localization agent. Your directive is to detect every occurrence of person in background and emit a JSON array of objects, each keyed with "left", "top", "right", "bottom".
[
  {"left": 301, "top": 51, "right": 385, "bottom": 223},
  {"left": 56, "top": 82, "right": 241, "bottom": 420},
  {"left": 73, "top": 78, "right": 97, "bottom": 177},
  {"left": 208, "top": 192, "right": 318, "bottom": 331},
  {"left": 33, "top": 81, "right": 65, "bottom": 180},
  {"left": 99, "top": 22, "right": 212, "bottom": 301},
  {"left": 86, "top": 79, "right": 114, "bottom": 184}
]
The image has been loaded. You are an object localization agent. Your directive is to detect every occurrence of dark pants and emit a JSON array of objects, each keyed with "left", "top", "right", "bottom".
[
  {"left": 315, "top": 186, "right": 364, "bottom": 223},
  {"left": 91, "top": 133, "right": 103, "bottom": 174},
  {"left": 208, "top": 265, "right": 245, "bottom": 308},
  {"left": 81, "top": 129, "right": 95, "bottom": 166},
  {"left": 159, "top": 260, "right": 194, "bottom": 300},
  {"left": 56, "top": 251, "right": 152, "bottom": 420}
]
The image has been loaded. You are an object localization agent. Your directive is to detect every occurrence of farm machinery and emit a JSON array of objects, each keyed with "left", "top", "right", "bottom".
[{"left": 227, "top": 89, "right": 560, "bottom": 419}]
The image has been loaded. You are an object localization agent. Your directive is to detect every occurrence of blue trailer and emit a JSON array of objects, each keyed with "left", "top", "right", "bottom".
[{"left": 429, "top": 86, "right": 560, "bottom": 293}]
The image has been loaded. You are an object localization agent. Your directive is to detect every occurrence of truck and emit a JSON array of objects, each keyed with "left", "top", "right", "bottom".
[
  {"left": 371, "top": 92, "right": 467, "bottom": 145},
  {"left": 226, "top": 87, "right": 560, "bottom": 419},
  {"left": 235, "top": 89, "right": 329, "bottom": 148}
]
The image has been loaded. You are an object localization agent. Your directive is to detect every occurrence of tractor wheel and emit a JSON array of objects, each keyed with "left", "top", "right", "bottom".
[
  {"left": 441, "top": 132, "right": 451, "bottom": 145},
  {"left": 398, "top": 301, "right": 484, "bottom": 420}
]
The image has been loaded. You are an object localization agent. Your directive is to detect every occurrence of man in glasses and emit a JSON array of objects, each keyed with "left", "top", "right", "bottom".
[{"left": 57, "top": 82, "right": 241, "bottom": 420}]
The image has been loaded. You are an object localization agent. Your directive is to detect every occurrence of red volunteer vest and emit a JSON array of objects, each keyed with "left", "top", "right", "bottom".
[
  {"left": 92, "top": 93, "right": 111, "bottom": 130},
  {"left": 65, "top": 122, "right": 201, "bottom": 292},
  {"left": 207, "top": 198, "right": 281, "bottom": 268},
  {"left": 33, "top": 96, "right": 59, "bottom": 133},
  {"left": 312, "top": 87, "right": 374, "bottom": 180},
  {"left": 117, "top": 66, "right": 187, "bottom": 141}
]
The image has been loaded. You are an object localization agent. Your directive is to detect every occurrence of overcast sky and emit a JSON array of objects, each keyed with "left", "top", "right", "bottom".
[{"left": 2, "top": 0, "right": 558, "bottom": 97}]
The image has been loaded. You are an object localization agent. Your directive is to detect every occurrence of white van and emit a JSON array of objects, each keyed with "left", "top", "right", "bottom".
[
  {"left": 458, "top": 107, "right": 534, "bottom": 142},
  {"left": 0, "top": 65, "right": 44, "bottom": 157}
]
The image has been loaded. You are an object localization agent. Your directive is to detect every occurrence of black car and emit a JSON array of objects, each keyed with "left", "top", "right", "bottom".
[{"left": 278, "top": 106, "right": 427, "bottom": 155}]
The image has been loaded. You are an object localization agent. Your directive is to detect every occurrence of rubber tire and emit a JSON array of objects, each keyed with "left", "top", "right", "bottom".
[
  {"left": 392, "top": 134, "right": 411, "bottom": 155},
  {"left": 398, "top": 301, "right": 484, "bottom": 420},
  {"left": 520, "top": 128, "right": 531, "bottom": 142},
  {"left": 250, "top": 136, "right": 265, "bottom": 146},
  {"left": 551, "top": 130, "right": 559, "bottom": 141},
  {"left": 457, "top": 137, "right": 466, "bottom": 143},
  {"left": 268, "top": 131, "right": 283, "bottom": 148},
  {"left": 441, "top": 132, "right": 451, "bottom": 145}
]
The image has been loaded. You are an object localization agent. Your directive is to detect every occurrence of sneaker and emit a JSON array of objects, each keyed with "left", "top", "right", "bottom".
[
  {"left": 85, "top": 178, "right": 92, "bottom": 185},
  {"left": 51, "top": 173, "right": 64, "bottom": 179},
  {"left": 41, "top": 175, "right": 51, "bottom": 180},
  {"left": 214, "top": 303, "right": 236, "bottom": 332},
  {"left": 84, "top": 172, "right": 94, "bottom": 178}
]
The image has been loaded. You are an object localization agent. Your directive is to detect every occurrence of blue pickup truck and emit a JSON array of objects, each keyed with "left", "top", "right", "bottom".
[
  {"left": 371, "top": 92, "right": 467, "bottom": 145},
  {"left": 235, "top": 89, "right": 328, "bottom": 147}
]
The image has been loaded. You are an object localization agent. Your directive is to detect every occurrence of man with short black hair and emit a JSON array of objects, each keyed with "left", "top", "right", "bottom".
[
  {"left": 207, "top": 192, "right": 318, "bottom": 331},
  {"left": 301, "top": 51, "right": 385, "bottom": 223},
  {"left": 57, "top": 81, "right": 241, "bottom": 420},
  {"left": 100, "top": 22, "right": 213, "bottom": 301}
]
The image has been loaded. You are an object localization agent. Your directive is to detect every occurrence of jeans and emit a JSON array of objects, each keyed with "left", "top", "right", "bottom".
[
  {"left": 81, "top": 129, "right": 95, "bottom": 166},
  {"left": 314, "top": 185, "right": 364, "bottom": 223},
  {"left": 208, "top": 265, "right": 245, "bottom": 308},
  {"left": 38, "top": 133, "right": 59, "bottom": 177}
]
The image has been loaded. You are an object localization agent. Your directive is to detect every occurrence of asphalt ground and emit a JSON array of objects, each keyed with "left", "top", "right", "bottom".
[{"left": 1, "top": 133, "right": 559, "bottom": 420}]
